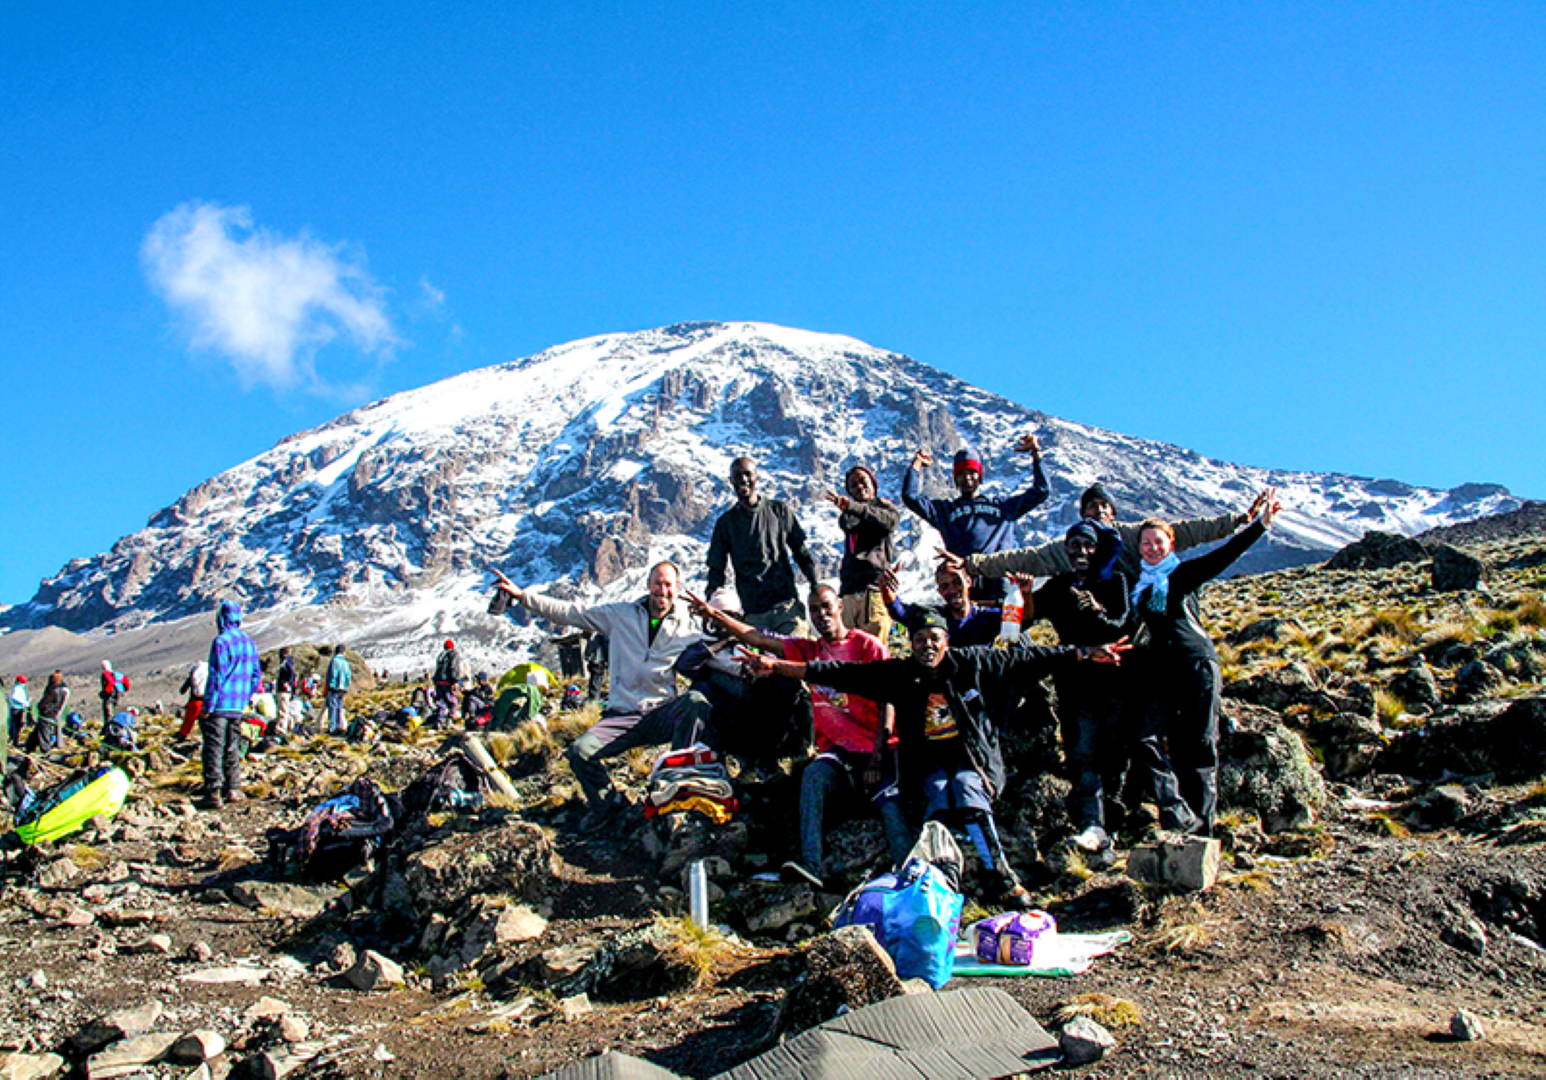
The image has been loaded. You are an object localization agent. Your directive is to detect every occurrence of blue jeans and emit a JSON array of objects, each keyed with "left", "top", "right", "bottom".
[
  {"left": 326, "top": 690, "right": 346, "bottom": 734},
  {"left": 800, "top": 749, "right": 913, "bottom": 876}
]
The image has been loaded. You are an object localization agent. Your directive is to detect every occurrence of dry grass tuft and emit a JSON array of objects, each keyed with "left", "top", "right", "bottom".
[
  {"left": 656, "top": 916, "right": 737, "bottom": 987},
  {"left": 1053, "top": 992, "right": 1143, "bottom": 1029}
]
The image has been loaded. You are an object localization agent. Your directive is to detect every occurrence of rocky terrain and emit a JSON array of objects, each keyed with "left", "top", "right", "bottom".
[{"left": 3, "top": 512, "right": 1546, "bottom": 1078}]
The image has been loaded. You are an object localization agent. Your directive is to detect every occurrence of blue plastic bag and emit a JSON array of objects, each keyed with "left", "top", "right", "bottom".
[{"left": 836, "top": 856, "right": 965, "bottom": 988}]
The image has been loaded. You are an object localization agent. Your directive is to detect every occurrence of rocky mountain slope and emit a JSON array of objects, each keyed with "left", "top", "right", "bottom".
[{"left": 1, "top": 322, "right": 1522, "bottom": 670}]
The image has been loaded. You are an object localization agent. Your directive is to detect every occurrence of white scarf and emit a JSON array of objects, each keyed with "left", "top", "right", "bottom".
[{"left": 1132, "top": 552, "right": 1180, "bottom": 612}]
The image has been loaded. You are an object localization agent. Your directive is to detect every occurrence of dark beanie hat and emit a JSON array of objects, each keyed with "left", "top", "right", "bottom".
[
  {"left": 845, "top": 464, "right": 878, "bottom": 490},
  {"left": 1065, "top": 520, "right": 1100, "bottom": 545},
  {"left": 952, "top": 447, "right": 983, "bottom": 476},
  {"left": 1080, "top": 483, "right": 1114, "bottom": 512},
  {"left": 906, "top": 608, "right": 949, "bottom": 635}
]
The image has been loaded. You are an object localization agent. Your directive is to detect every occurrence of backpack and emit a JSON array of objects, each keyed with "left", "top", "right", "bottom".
[
  {"left": 114, "top": 673, "right": 130, "bottom": 694},
  {"left": 401, "top": 751, "right": 495, "bottom": 821},
  {"left": 13, "top": 765, "right": 132, "bottom": 846},
  {"left": 267, "top": 776, "right": 400, "bottom": 881},
  {"left": 104, "top": 712, "right": 137, "bottom": 751},
  {"left": 434, "top": 650, "right": 458, "bottom": 684}
]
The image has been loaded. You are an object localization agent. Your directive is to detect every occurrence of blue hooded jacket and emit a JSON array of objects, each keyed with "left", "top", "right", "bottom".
[{"left": 204, "top": 600, "right": 261, "bottom": 716}]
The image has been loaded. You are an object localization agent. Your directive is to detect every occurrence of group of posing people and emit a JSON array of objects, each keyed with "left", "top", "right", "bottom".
[{"left": 491, "top": 440, "right": 1281, "bottom": 907}]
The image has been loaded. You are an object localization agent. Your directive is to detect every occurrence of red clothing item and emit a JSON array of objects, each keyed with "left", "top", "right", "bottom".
[{"left": 782, "top": 629, "right": 889, "bottom": 753}]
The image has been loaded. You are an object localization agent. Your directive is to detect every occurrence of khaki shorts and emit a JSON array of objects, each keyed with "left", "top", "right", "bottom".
[{"left": 840, "top": 589, "right": 892, "bottom": 645}]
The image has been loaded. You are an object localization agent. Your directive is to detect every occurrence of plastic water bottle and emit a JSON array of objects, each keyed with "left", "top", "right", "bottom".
[
  {"left": 688, "top": 859, "right": 710, "bottom": 930},
  {"left": 997, "top": 580, "right": 1024, "bottom": 643}
]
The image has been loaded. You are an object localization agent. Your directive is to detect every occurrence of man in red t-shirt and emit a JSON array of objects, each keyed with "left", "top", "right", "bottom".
[{"left": 689, "top": 585, "right": 911, "bottom": 888}]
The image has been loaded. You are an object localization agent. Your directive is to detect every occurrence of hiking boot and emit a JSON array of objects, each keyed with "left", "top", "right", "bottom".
[
  {"left": 780, "top": 861, "right": 825, "bottom": 890},
  {"left": 196, "top": 793, "right": 224, "bottom": 811},
  {"left": 223, "top": 789, "right": 247, "bottom": 804},
  {"left": 579, "top": 796, "right": 624, "bottom": 834},
  {"left": 1159, "top": 803, "right": 1203, "bottom": 835}
]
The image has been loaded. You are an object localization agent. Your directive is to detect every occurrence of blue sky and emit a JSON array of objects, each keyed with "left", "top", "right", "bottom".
[{"left": 4, "top": 2, "right": 1543, "bottom": 605}]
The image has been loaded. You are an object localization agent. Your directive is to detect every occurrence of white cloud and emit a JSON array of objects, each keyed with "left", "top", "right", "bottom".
[{"left": 142, "top": 202, "right": 401, "bottom": 392}]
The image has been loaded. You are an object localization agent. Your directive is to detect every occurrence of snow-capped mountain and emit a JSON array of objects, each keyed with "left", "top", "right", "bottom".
[{"left": 2, "top": 322, "right": 1522, "bottom": 665}]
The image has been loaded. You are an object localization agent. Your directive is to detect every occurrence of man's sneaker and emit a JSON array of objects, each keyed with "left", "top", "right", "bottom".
[
  {"left": 1070, "top": 824, "right": 1111, "bottom": 854},
  {"left": 780, "top": 861, "right": 825, "bottom": 890},
  {"left": 997, "top": 880, "right": 1035, "bottom": 912}
]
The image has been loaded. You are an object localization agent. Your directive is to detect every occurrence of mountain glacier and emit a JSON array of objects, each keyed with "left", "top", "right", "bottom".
[{"left": 2, "top": 322, "right": 1521, "bottom": 666}]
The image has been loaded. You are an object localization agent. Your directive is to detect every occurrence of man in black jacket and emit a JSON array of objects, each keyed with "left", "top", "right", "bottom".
[
  {"left": 706, "top": 457, "right": 819, "bottom": 634},
  {"left": 742, "top": 610, "right": 1127, "bottom": 908}
]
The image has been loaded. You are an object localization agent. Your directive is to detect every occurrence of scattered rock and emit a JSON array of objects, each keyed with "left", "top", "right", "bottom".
[
  {"left": 278, "top": 1015, "right": 310, "bottom": 1044},
  {"left": 244, "top": 997, "right": 292, "bottom": 1021},
  {"left": 23, "top": 969, "right": 46, "bottom": 991},
  {"left": 1454, "top": 661, "right": 1507, "bottom": 703},
  {"left": 37, "top": 857, "right": 79, "bottom": 890},
  {"left": 0, "top": 1052, "right": 66, "bottom": 1080},
  {"left": 66, "top": 1002, "right": 165, "bottom": 1056},
  {"left": 168, "top": 1030, "right": 227, "bottom": 1065},
  {"left": 559, "top": 993, "right": 593, "bottom": 1021},
  {"left": 345, "top": 950, "right": 405, "bottom": 992},
  {"left": 1449, "top": 1008, "right": 1485, "bottom": 1041},
  {"left": 1127, "top": 838, "right": 1222, "bottom": 892},
  {"left": 1415, "top": 784, "right": 1470, "bottom": 826},
  {"left": 328, "top": 941, "right": 357, "bottom": 973},
  {"left": 84, "top": 1031, "right": 180, "bottom": 1079},
  {"left": 1431, "top": 544, "right": 1484, "bottom": 592},
  {"left": 180, "top": 965, "right": 270, "bottom": 985},
  {"left": 183, "top": 941, "right": 215, "bottom": 963},
  {"left": 1060, "top": 1015, "right": 1117, "bottom": 1065},
  {"left": 1441, "top": 911, "right": 1488, "bottom": 957},
  {"left": 230, "top": 881, "right": 342, "bottom": 920},
  {"left": 740, "top": 883, "right": 820, "bottom": 935},
  {"left": 1313, "top": 712, "right": 1386, "bottom": 781},
  {"left": 131, "top": 933, "right": 173, "bottom": 955}
]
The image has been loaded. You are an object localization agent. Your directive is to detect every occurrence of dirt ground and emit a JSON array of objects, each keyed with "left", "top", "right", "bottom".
[{"left": 4, "top": 737, "right": 1546, "bottom": 1080}]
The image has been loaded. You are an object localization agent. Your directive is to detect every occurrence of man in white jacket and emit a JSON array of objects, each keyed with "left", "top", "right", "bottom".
[{"left": 492, "top": 561, "right": 716, "bottom": 830}]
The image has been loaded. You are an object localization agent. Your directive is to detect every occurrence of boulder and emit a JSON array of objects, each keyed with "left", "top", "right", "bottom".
[
  {"left": 401, "top": 820, "right": 556, "bottom": 920},
  {"left": 1325, "top": 531, "right": 1427, "bottom": 571},
  {"left": 1224, "top": 663, "right": 1319, "bottom": 712},
  {"left": 1388, "top": 661, "right": 1441, "bottom": 711},
  {"left": 1126, "top": 837, "right": 1221, "bottom": 892},
  {"left": 779, "top": 925, "right": 905, "bottom": 1035},
  {"left": 1454, "top": 660, "right": 1507, "bottom": 703},
  {"left": 1226, "top": 617, "right": 1306, "bottom": 646},
  {"left": 1431, "top": 545, "right": 1484, "bottom": 592},
  {"left": 1311, "top": 713, "right": 1386, "bottom": 780},
  {"left": 1219, "top": 703, "right": 1326, "bottom": 832},
  {"left": 1379, "top": 697, "right": 1546, "bottom": 781}
]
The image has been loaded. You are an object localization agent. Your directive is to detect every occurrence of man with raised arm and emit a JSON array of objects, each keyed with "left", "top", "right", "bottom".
[
  {"left": 706, "top": 456, "right": 820, "bottom": 635},
  {"left": 688, "top": 584, "right": 910, "bottom": 888},
  {"left": 901, "top": 434, "right": 1049, "bottom": 602},
  {"left": 954, "top": 483, "right": 1272, "bottom": 582},
  {"left": 492, "top": 561, "right": 715, "bottom": 831},
  {"left": 741, "top": 611, "right": 1128, "bottom": 909}
]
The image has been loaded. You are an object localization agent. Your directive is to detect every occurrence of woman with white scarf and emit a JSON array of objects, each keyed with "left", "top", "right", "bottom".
[{"left": 1127, "top": 491, "right": 1280, "bottom": 836}]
